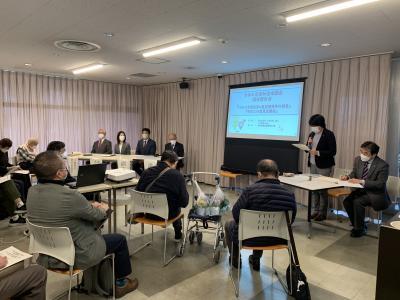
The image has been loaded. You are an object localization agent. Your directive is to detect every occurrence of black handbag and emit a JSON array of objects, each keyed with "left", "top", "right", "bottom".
[{"left": 285, "top": 211, "right": 311, "bottom": 300}]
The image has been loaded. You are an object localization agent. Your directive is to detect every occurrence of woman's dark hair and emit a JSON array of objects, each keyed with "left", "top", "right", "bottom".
[
  {"left": 117, "top": 131, "right": 126, "bottom": 143},
  {"left": 308, "top": 114, "right": 326, "bottom": 129},
  {"left": 142, "top": 128, "right": 151, "bottom": 134},
  {"left": 0, "top": 138, "right": 12, "bottom": 148},
  {"left": 361, "top": 141, "right": 380, "bottom": 155},
  {"left": 46, "top": 141, "right": 65, "bottom": 151}
]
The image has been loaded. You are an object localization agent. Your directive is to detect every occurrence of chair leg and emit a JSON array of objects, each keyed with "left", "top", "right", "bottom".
[
  {"left": 163, "top": 226, "right": 168, "bottom": 265},
  {"left": 272, "top": 248, "right": 291, "bottom": 295},
  {"left": 112, "top": 254, "right": 116, "bottom": 300},
  {"left": 124, "top": 205, "right": 128, "bottom": 226},
  {"left": 228, "top": 241, "right": 239, "bottom": 297},
  {"left": 128, "top": 220, "right": 132, "bottom": 240},
  {"left": 68, "top": 268, "right": 73, "bottom": 300}
]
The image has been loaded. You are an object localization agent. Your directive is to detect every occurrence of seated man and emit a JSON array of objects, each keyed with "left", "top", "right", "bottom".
[
  {"left": 342, "top": 141, "right": 390, "bottom": 238},
  {"left": 133, "top": 128, "right": 157, "bottom": 175},
  {"left": 164, "top": 133, "right": 184, "bottom": 170},
  {"left": 225, "top": 159, "right": 297, "bottom": 271},
  {"left": 27, "top": 151, "right": 138, "bottom": 298},
  {"left": 0, "top": 256, "right": 47, "bottom": 300},
  {"left": 91, "top": 128, "right": 112, "bottom": 154},
  {"left": 136, "top": 151, "right": 189, "bottom": 240}
]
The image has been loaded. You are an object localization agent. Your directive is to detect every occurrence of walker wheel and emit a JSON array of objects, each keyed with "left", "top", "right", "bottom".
[
  {"left": 196, "top": 232, "right": 203, "bottom": 245},
  {"left": 189, "top": 231, "right": 195, "bottom": 244}
]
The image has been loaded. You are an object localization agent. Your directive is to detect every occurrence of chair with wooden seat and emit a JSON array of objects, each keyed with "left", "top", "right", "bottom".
[
  {"left": 27, "top": 219, "right": 115, "bottom": 300},
  {"left": 128, "top": 189, "right": 185, "bottom": 266},
  {"left": 220, "top": 170, "right": 243, "bottom": 194},
  {"left": 327, "top": 168, "right": 352, "bottom": 220},
  {"left": 229, "top": 210, "right": 292, "bottom": 298}
]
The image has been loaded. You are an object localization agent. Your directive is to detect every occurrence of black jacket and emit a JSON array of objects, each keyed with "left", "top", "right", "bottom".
[
  {"left": 135, "top": 139, "right": 156, "bottom": 156},
  {"left": 231, "top": 178, "right": 297, "bottom": 245},
  {"left": 136, "top": 161, "right": 189, "bottom": 218},
  {"left": 165, "top": 142, "right": 184, "bottom": 169},
  {"left": 91, "top": 139, "right": 112, "bottom": 154},
  {"left": 307, "top": 128, "right": 336, "bottom": 169},
  {"left": 0, "top": 151, "right": 12, "bottom": 176}
]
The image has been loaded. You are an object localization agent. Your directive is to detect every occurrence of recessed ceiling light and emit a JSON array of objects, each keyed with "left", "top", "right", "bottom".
[
  {"left": 24, "top": 63, "right": 32, "bottom": 67},
  {"left": 221, "top": 60, "right": 228, "bottom": 64},
  {"left": 72, "top": 64, "right": 104, "bottom": 75},
  {"left": 277, "top": 23, "right": 287, "bottom": 28},
  {"left": 126, "top": 77, "right": 131, "bottom": 79},
  {"left": 320, "top": 43, "right": 332, "bottom": 47},
  {"left": 104, "top": 32, "right": 114, "bottom": 37},
  {"left": 286, "top": 0, "right": 379, "bottom": 23},
  {"left": 140, "top": 37, "right": 204, "bottom": 58}
]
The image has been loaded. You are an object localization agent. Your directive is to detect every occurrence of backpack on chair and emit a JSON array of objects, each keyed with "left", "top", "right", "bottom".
[
  {"left": 285, "top": 211, "right": 311, "bottom": 300},
  {"left": 80, "top": 257, "right": 114, "bottom": 297}
]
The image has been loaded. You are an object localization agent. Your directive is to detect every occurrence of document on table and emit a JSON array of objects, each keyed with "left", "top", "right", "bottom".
[
  {"left": 292, "top": 143, "right": 310, "bottom": 152},
  {"left": 314, "top": 176, "right": 363, "bottom": 188},
  {"left": 0, "top": 246, "right": 32, "bottom": 269}
]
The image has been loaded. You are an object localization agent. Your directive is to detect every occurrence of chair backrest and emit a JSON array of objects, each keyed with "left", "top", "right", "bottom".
[
  {"left": 387, "top": 176, "right": 400, "bottom": 201},
  {"left": 129, "top": 189, "right": 169, "bottom": 220},
  {"left": 238, "top": 210, "right": 289, "bottom": 242},
  {"left": 144, "top": 158, "right": 157, "bottom": 170},
  {"left": 67, "top": 156, "right": 79, "bottom": 177},
  {"left": 90, "top": 157, "right": 103, "bottom": 165},
  {"left": 27, "top": 219, "right": 75, "bottom": 267},
  {"left": 117, "top": 158, "right": 131, "bottom": 170}
]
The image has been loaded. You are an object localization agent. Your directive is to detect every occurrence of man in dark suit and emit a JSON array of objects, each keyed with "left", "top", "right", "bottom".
[
  {"left": 342, "top": 141, "right": 390, "bottom": 238},
  {"left": 91, "top": 128, "right": 112, "bottom": 154},
  {"left": 164, "top": 133, "right": 184, "bottom": 170},
  {"left": 133, "top": 128, "right": 157, "bottom": 175}
]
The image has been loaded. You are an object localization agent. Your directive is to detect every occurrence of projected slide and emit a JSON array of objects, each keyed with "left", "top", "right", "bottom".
[{"left": 226, "top": 81, "right": 304, "bottom": 141}]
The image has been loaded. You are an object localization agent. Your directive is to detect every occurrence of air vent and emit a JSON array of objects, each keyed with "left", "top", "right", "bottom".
[
  {"left": 129, "top": 73, "right": 158, "bottom": 78},
  {"left": 136, "top": 57, "right": 169, "bottom": 64},
  {"left": 54, "top": 40, "right": 101, "bottom": 52}
]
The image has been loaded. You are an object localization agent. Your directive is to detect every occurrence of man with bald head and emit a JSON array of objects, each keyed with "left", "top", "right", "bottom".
[
  {"left": 164, "top": 133, "right": 184, "bottom": 170},
  {"left": 91, "top": 128, "right": 112, "bottom": 154},
  {"left": 225, "top": 159, "right": 297, "bottom": 271}
]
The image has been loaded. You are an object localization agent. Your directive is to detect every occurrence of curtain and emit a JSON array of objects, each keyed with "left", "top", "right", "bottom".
[
  {"left": 0, "top": 71, "right": 142, "bottom": 155},
  {"left": 141, "top": 54, "right": 392, "bottom": 195}
]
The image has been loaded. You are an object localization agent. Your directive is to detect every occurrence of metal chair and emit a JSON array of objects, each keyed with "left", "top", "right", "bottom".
[
  {"left": 229, "top": 210, "right": 292, "bottom": 298},
  {"left": 128, "top": 189, "right": 185, "bottom": 266},
  {"left": 27, "top": 219, "right": 115, "bottom": 300}
]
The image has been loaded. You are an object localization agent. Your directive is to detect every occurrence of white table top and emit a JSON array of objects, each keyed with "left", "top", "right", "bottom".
[
  {"left": 105, "top": 178, "right": 139, "bottom": 189},
  {"left": 279, "top": 175, "right": 362, "bottom": 191},
  {"left": 76, "top": 183, "right": 112, "bottom": 193},
  {"left": 69, "top": 154, "right": 161, "bottom": 162}
]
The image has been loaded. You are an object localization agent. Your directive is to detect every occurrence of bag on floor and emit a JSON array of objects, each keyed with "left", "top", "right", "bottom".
[
  {"left": 284, "top": 211, "right": 311, "bottom": 300},
  {"left": 80, "top": 257, "right": 113, "bottom": 296}
]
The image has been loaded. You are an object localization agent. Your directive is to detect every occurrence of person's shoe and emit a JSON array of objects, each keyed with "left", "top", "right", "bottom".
[
  {"left": 15, "top": 204, "right": 27, "bottom": 214},
  {"left": 249, "top": 255, "right": 260, "bottom": 271},
  {"left": 9, "top": 216, "right": 26, "bottom": 226},
  {"left": 314, "top": 214, "right": 327, "bottom": 221},
  {"left": 310, "top": 212, "right": 319, "bottom": 219},
  {"left": 115, "top": 278, "right": 139, "bottom": 298},
  {"left": 174, "top": 231, "right": 183, "bottom": 241},
  {"left": 350, "top": 228, "right": 366, "bottom": 238}
]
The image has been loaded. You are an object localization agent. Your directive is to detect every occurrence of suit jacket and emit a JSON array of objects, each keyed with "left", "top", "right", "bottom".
[
  {"left": 114, "top": 142, "right": 131, "bottom": 155},
  {"left": 27, "top": 181, "right": 107, "bottom": 269},
  {"left": 0, "top": 151, "right": 12, "bottom": 176},
  {"left": 307, "top": 129, "right": 337, "bottom": 169},
  {"left": 135, "top": 139, "right": 156, "bottom": 155},
  {"left": 91, "top": 139, "right": 112, "bottom": 154},
  {"left": 165, "top": 142, "right": 184, "bottom": 168},
  {"left": 349, "top": 156, "right": 390, "bottom": 205}
]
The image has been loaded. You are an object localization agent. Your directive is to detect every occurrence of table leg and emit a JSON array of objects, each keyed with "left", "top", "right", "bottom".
[
  {"left": 308, "top": 191, "right": 312, "bottom": 239},
  {"left": 108, "top": 189, "right": 112, "bottom": 233},
  {"left": 113, "top": 189, "right": 117, "bottom": 233}
]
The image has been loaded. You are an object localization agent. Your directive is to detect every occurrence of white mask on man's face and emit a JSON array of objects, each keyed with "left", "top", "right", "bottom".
[
  {"left": 311, "top": 127, "right": 320, "bottom": 134},
  {"left": 170, "top": 140, "right": 176, "bottom": 145},
  {"left": 142, "top": 133, "right": 149, "bottom": 140},
  {"left": 98, "top": 133, "right": 105, "bottom": 139},
  {"left": 360, "top": 154, "right": 370, "bottom": 162}
]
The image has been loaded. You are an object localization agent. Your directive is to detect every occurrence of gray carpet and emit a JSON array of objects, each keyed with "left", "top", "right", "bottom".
[
  {"left": 315, "top": 234, "right": 378, "bottom": 276},
  {"left": 128, "top": 229, "right": 217, "bottom": 297}
]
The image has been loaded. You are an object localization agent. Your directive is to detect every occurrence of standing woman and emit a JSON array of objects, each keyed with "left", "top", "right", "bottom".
[
  {"left": 112, "top": 131, "right": 131, "bottom": 169},
  {"left": 307, "top": 114, "right": 337, "bottom": 221}
]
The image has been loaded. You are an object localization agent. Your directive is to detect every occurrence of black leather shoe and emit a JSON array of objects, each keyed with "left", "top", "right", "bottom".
[
  {"left": 249, "top": 255, "right": 260, "bottom": 271},
  {"left": 350, "top": 228, "right": 366, "bottom": 238},
  {"left": 310, "top": 212, "right": 319, "bottom": 219}
]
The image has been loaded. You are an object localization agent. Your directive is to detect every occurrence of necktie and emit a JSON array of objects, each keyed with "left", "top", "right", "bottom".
[
  {"left": 144, "top": 140, "right": 147, "bottom": 147},
  {"left": 361, "top": 162, "right": 369, "bottom": 179}
]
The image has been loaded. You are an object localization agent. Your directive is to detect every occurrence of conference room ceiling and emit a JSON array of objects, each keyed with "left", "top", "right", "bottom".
[{"left": 0, "top": 0, "right": 399, "bottom": 85}]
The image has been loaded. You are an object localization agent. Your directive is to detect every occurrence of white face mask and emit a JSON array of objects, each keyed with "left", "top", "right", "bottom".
[
  {"left": 360, "top": 154, "right": 370, "bottom": 162},
  {"left": 311, "top": 127, "right": 320, "bottom": 134},
  {"left": 119, "top": 135, "right": 125, "bottom": 142},
  {"left": 170, "top": 140, "right": 176, "bottom": 145},
  {"left": 98, "top": 133, "right": 105, "bottom": 139},
  {"left": 142, "top": 133, "right": 149, "bottom": 140}
]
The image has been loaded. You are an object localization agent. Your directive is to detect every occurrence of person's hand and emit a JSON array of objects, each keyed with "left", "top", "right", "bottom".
[
  {"left": 340, "top": 175, "right": 349, "bottom": 181},
  {"left": 91, "top": 201, "right": 101, "bottom": 208},
  {"left": 349, "top": 178, "right": 362, "bottom": 184},
  {"left": 0, "top": 256, "right": 8, "bottom": 269},
  {"left": 309, "top": 149, "right": 318, "bottom": 156}
]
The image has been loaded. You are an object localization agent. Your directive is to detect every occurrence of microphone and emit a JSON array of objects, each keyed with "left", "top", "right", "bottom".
[{"left": 308, "top": 132, "right": 315, "bottom": 149}]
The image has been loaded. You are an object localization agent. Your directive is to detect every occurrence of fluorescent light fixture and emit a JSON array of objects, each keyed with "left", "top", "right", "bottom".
[
  {"left": 221, "top": 60, "right": 228, "bottom": 64},
  {"left": 286, "top": 0, "right": 379, "bottom": 23},
  {"left": 72, "top": 64, "right": 104, "bottom": 75},
  {"left": 320, "top": 42, "right": 332, "bottom": 47},
  {"left": 141, "top": 37, "right": 203, "bottom": 58}
]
